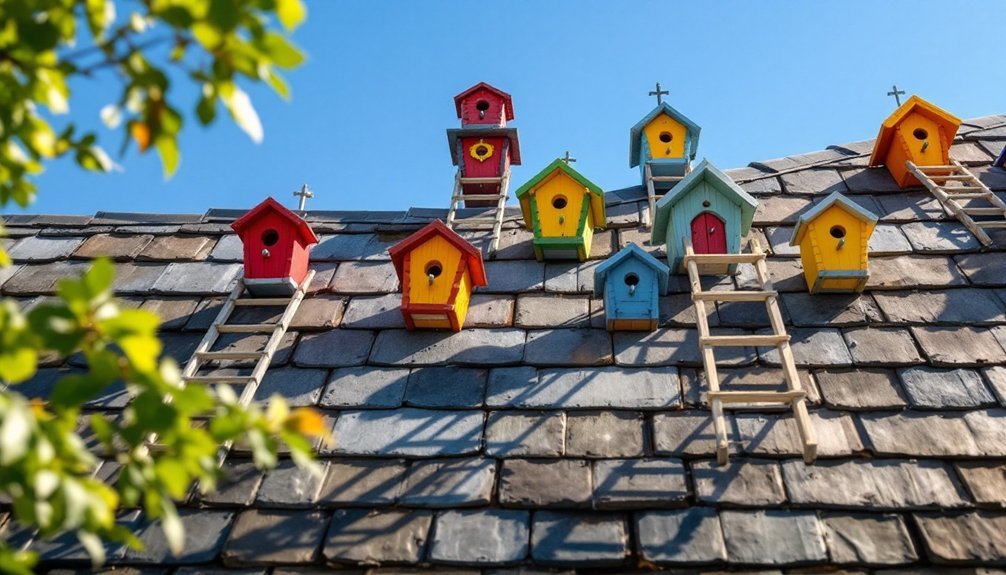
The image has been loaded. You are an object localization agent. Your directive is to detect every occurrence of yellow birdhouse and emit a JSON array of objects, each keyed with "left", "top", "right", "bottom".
[
  {"left": 789, "top": 192, "right": 878, "bottom": 294},
  {"left": 868, "top": 95, "right": 961, "bottom": 189},
  {"left": 514, "top": 159, "right": 606, "bottom": 261}
]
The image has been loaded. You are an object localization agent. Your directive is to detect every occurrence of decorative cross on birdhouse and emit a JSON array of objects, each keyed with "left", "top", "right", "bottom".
[
  {"left": 886, "top": 84, "right": 905, "bottom": 107},
  {"left": 514, "top": 159, "right": 606, "bottom": 261},
  {"left": 446, "top": 82, "right": 521, "bottom": 207},
  {"left": 231, "top": 197, "right": 319, "bottom": 296},
  {"left": 650, "top": 159, "right": 758, "bottom": 274},
  {"left": 593, "top": 243, "right": 669, "bottom": 331},
  {"left": 648, "top": 82, "right": 669, "bottom": 105},
  {"left": 868, "top": 95, "right": 961, "bottom": 189},
  {"left": 387, "top": 220, "right": 488, "bottom": 331},
  {"left": 789, "top": 192, "right": 878, "bottom": 294},
  {"left": 629, "top": 101, "right": 701, "bottom": 188}
]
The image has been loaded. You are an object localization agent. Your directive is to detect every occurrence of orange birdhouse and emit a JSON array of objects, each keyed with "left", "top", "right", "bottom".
[
  {"left": 231, "top": 197, "right": 319, "bottom": 296},
  {"left": 868, "top": 95, "right": 961, "bottom": 189},
  {"left": 388, "top": 220, "right": 488, "bottom": 331}
]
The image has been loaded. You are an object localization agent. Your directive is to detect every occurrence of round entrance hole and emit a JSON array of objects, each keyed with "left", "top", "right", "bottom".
[
  {"left": 624, "top": 273, "right": 640, "bottom": 287},
  {"left": 702, "top": 200, "right": 711, "bottom": 208},
  {"left": 476, "top": 99, "right": 490, "bottom": 112},
  {"left": 830, "top": 225, "right": 846, "bottom": 239},
  {"left": 658, "top": 131, "right": 673, "bottom": 143},
  {"left": 425, "top": 261, "right": 443, "bottom": 278},
  {"left": 552, "top": 196, "right": 568, "bottom": 210},
  {"left": 913, "top": 128, "right": 929, "bottom": 140},
  {"left": 261, "top": 229, "right": 279, "bottom": 246},
  {"left": 475, "top": 145, "right": 489, "bottom": 156}
]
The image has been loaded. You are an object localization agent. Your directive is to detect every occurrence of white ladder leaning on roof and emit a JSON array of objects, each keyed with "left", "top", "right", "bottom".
[
  {"left": 906, "top": 159, "right": 1006, "bottom": 247},
  {"left": 445, "top": 147, "right": 512, "bottom": 257},
  {"left": 643, "top": 162, "right": 690, "bottom": 227},
  {"left": 682, "top": 236, "right": 817, "bottom": 466}
]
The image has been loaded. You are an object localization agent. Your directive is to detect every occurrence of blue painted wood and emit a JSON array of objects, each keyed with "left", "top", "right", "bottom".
[{"left": 594, "top": 244, "right": 669, "bottom": 329}]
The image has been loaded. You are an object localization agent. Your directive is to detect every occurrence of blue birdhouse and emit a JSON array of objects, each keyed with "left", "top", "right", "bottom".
[
  {"left": 629, "top": 102, "right": 701, "bottom": 189},
  {"left": 650, "top": 159, "right": 759, "bottom": 275},
  {"left": 593, "top": 243, "right": 670, "bottom": 331}
]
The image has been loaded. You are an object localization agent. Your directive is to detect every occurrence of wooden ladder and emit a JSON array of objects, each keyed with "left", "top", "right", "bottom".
[
  {"left": 644, "top": 163, "right": 690, "bottom": 227},
  {"left": 907, "top": 159, "right": 1006, "bottom": 247},
  {"left": 683, "top": 236, "right": 817, "bottom": 465},
  {"left": 446, "top": 136, "right": 512, "bottom": 258}
]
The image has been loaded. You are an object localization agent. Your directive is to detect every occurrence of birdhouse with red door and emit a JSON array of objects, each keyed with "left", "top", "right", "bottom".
[
  {"left": 446, "top": 82, "right": 521, "bottom": 207},
  {"left": 231, "top": 197, "right": 319, "bottom": 296},
  {"left": 868, "top": 95, "right": 961, "bottom": 189},
  {"left": 651, "top": 159, "right": 758, "bottom": 274},
  {"left": 388, "top": 220, "right": 488, "bottom": 331}
]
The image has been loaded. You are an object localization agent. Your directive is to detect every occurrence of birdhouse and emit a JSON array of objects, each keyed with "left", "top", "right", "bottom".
[
  {"left": 231, "top": 197, "right": 319, "bottom": 296},
  {"left": 446, "top": 83, "right": 521, "bottom": 207},
  {"left": 789, "top": 192, "right": 878, "bottom": 294},
  {"left": 868, "top": 95, "right": 962, "bottom": 189},
  {"left": 630, "top": 102, "right": 701, "bottom": 188},
  {"left": 593, "top": 243, "right": 669, "bottom": 331},
  {"left": 514, "top": 159, "right": 606, "bottom": 261},
  {"left": 650, "top": 159, "right": 758, "bottom": 274},
  {"left": 387, "top": 220, "right": 488, "bottom": 331}
]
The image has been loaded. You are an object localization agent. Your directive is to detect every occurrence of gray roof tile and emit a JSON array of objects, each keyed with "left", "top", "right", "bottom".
[
  {"left": 404, "top": 367, "right": 487, "bottom": 408},
  {"left": 860, "top": 410, "right": 1006, "bottom": 457},
  {"left": 370, "top": 329, "right": 525, "bottom": 366},
  {"left": 487, "top": 367, "right": 679, "bottom": 410},
  {"left": 292, "top": 329, "right": 374, "bottom": 367},
  {"left": 564, "top": 411, "right": 646, "bottom": 458},
  {"left": 151, "top": 262, "right": 241, "bottom": 294},
  {"left": 323, "top": 509, "right": 432, "bottom": 564},
  {"left": 429, "top": 510, "right": 530, "bottom": 565},
  {"left": 822, "top": 512, "right": 918, "bottom": 565},
  {"left": 591, "top": 458, "right": 687, "bottom": 510},
  {"left": 329, "top": 409, "right": 484, "bottom": 457},
  {"left": 515, "top": 295, "right": 590, "bottom": 328},
  {"left": 525, "top": 329, "right": 612, "bottom": 367},
  {"left": 320, "top": 366, "right": 408, "bottom": 409},
  {"left": 652, "top": 412, "right": 736, "bottom": 458},
  {"left": 317, "top": 458, "right": 407, "bottom": 506},
  {"left": 913, "top": 512, "right": 1006, "bottom": 564},
  {"left": 735, "top": 410, "right": 863, "bottom": 457},
  {"left": 398, "top": 458, "right": 496, "bottom": 508},
  {"left": 842, "top": 327, "right": 924, "bottom": 366},
  {"left": 911, "top": 326, "right": 1006, "bottom": 366},
  {"left": 499, "top": 459, "right": 591, "bottom": 509},
  {"left": 485, "top": 411, "right": 565, "bottom": 458},
  {"left": 692, "top": 459, "right": 786, "bottom": 506},
  {"left": 899, "top": 367, "right": 997, "bottom": 409},
  {"left": 720, "top": 510, "right": 827, "bottom": 565},
  {"left": 8, "top": 235, "right": 85, "bottom": 262},
  {"left": 74, "top": 233, "right": 153, "bottom": 260},
  {"left": 530, "top": 511, "right": 628, "bottom": 567},
  {"left": 221, "top": 509, "right": 327, "bottom": 566},
  {"left": 636, "top": 508, "right": 726, "bottom": 564},
  {"left": 780, "top": 168, "right": 848, "bottom": 195}
]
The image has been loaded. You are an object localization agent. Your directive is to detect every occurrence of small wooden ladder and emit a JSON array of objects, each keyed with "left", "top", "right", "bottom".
[
  {"left": 683, "top": 236, "right": 817, "bottom": 465},
  {"left": 907, "top": 159, "right": 1006, "bottom": 247},
  {"left": 643, "top": 162, "right": 690, "bottom": 227},
  {"left": 446, "top": 169, "right": 511, "bottom": 258}
]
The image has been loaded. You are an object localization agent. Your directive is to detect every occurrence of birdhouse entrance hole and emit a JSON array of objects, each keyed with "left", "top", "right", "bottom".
[
  {"left": 552, "top": 196, "right": 568, "bottom": 210},
  {"left": 475, "top": 144, "right": 490, "bottom": 156},
  {"left": 658, "top": 131, "right": 673, "bottom": 143},
  {"left": 425, "top": 261, "right": 443, "bottom": 279},
  {"left": 624, "top": 272, "right": 640, "bottom": 286},
  {"left": 830, "top": 225, "right": 846, "bottom": 239},
  {"left": 261, "top": 229, "right": 279, "bottom": 246},
  {"left": 476, "top": 99, "right": 490, "bottom": 111},
  {"left": 913, "top": 128, "right": 928, "bottom": 140}
]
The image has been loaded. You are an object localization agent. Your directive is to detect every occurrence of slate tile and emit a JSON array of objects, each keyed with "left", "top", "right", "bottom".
[
  {"left": 652, "top": 412, "right": 735, "bottom": 457},
  {"left": 735, "top": 410, "right": 863, "bottom": 457},
  {"left": 720, "top": 510, "right": 827, "bottom": 565},
  {"left": 499, "top": 459, "right": 591, "bottom": 509},
  {"left": 913, "top": 512, "right": 1006, "bottom": 564},
  {"left": 899, "top": 367, "right": 996, "bottom": 409},
  {"left": 324, "top": 508, "right": 432, "bottom": 564},
  {"left": 617, "top": 227, "right": 665, "bottom": 258},
  {"left": 841, "top": 167, "right": 903, "bottom": 193},
  {"left": 530, "top": 511, "right": 629, "bottom": 567},
  {"left": 763, "top": 226, "right": 800, "bottom": 256},
  {"left": 782, "top": 459, "right": 968, "bottom": 510},
  {"left": 255, "top": 460, "right": 327, "bottom": 508},
  {"left": 125, "top": 510, "right": 234, "bottom": 564},
  {"left": 330, "top": 261, "right": 399, "bottom": 294},
  {"left": 735, "top": 258, "right": 806, "bottom": 292},
  {"left": 290, "top": 295, "right": 345, "bottom": 330},
  {"left": 2, "top": 261, "right": 89, "bottom": 294},
  {"left": 588, "top": 229, "right": 616, "bottom": 259},
  {"left": 74, "top": 233, "right": 153, "bottom": 260},
  {"left": 205, "top": 331, "right": 296, "bottom": 368},
  {"left": 866, "top": 256, "right": 968, "bottom": 289},
  {"left": 152, "top": 262, "right": 242, "bottom": 294},
  {"left": 183, "top": 297, "right": 225, "bottom": 330},
  {"left": 781, "top": 293, "right": 881, "bottom": 326},
  {"left": 465, "top": 294, "right": 514, "bottom": 327},
  {"left": 822, "top": 513, "right": 918, "bottom": 565},
  {"left": 23, "top": 510, "right": 142, "bottom": 562},
  {"left": 524, "top": 329, "right": 612, "bottom": 366},
  {"left": 222, "top": 510, "right": 327, "bottom": 566},
  {"left": 867, "top": 224, "right": 914, "bottom": 255},
  {"left": 293, "top": 329, "right": 375, "bottom": 367},
  {"left": 477, "top": 261, "right": 545, "bottom": 293},
  {"left": 682, "top": 367, "right": 819, "bottom": 408},
  {"left": 759, "top": 327, "right": 852, "bottom": 367},
  {"left": 636, "top": 508, "right": 726, "bottom": 564},
  {"left": 614, "top": 328, "right": 757, "bottom": 367},
  {"left": 842, "top": 327, "right": 924, "bottom": 366},
  {"left": 514, "top": 295, "right": 589, "bottom": 328},
  {"left": 485, "top": 411, "right": 565, "bottom": 458},
  {"left": 341, "top": 294, "right": 405, "bottom": 329},
  {"left": 252, "top": 367, "right": 323, "bottom": 406},
  {"left": 141, "top": 297, "right": 199, "bottom": 331},
  {"left": 604, "top": 202, "right": 642, "bottom": 228},
  {"left": 311, "top": 233, "right": 398, "bottom": 261},
  {"left": 815, "top": 369, "right": 908, "bottom": 410},
  {"left": 564, "top": 411, "right": 646, "bottom": 458},
  {"left": 955, "top": 252, "right": 1006, "bottom": 286},
  {"left": 369, "top": 329, "right": 525, "bottom": 366},
  {"left": 589, "top": 459, "right": 686, "bottom": 511},
  {"left": 860, "top": 409, "right": 1006, "bottom": 457},
  {"left": 713, "top": 299, "right": 778, "bottom": 328},
  {"left": 488, "top": 367, "right": 679, "bottom": 410},
  {"left": 876, "top": 192, "right": 945, "bottom": 222},
  {"left": 876, "top": 290, "right": 1006, "bottom": 324},
  {"left": 692, "top": 458, "right": 786, "bottom": 506},
  {"left": 912, "top": 326, "right": 1006, "bottom": 366},
  {"left": 975, "top": 165, "right": 1006, "bottom": 191},
  {"left": 320, "top": 366, "right": 409, "bottom": 409},
  {"left": 138, "top": 234, "right": 214, "bottom": 261},
  {"left": 493, "top": 227, "right": 537, "bottom": 260},
  {"left": 0, "top": 262, "right": 22, "bottom": 290},
  {"left": 207, "top": 234, "right": 242, "bottom": 261},
  {"left": 984, "top": 365, "right": 1006, "bottom": 406},
  {"left": 780, "top": 169, "right": 848, "bottom": 195},
  {"left": 399, "top": 458, "right": 496, "bottom": 507},
  {"left": 404, "top": 367, "right": 487, "bottom": 408},
  {"left": 8, "top": 236, "right": 85, "bottom": 262},
  {"left": 429, "top": 510, "right": 530, "bottom": 565},
  {"left": 658, "top": 293, "right": 717, "bottom": 327},
  {"left": 329, "top": 409, "right": 484, "bottom": 457},
  {"left": 753, "top": 196, "right": 813, "bottom": 226},
  {"left": 902, "top": 221, "right": 983, "bottom": 253},
  {"left": 112, "top": 262, "right": 169, "bottom": 294},
  {"left": 740, "top": 175, "right": 783, "bottom": 195},
  {"left": 199, "top": 460, "right": 264, "bottom": 506},
  {"left": 318, "top": 459, "right": 408, "bottom": 506}
]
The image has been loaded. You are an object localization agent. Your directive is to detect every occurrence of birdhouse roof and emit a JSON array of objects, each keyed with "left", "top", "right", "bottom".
[
  {"left": 592, "top": 243, "right": 669, "bottom": 297},
  {"left": 446, "top": 127, "right": 522, "bottom": 165},
  {"left": 387, "top": 219, "right": 487, "bottom": 286},
  {"left": 651, "top": 158, "right": 759, "bottom": 240},
  {"left": 789, "top": 191, "right": 879, "bottom": 246},
  {"left": 453, "top": 82, "right": 515, "bottom": 121},
  {"left": 629, "top": 102, "right": 702, "bottom": 167},
  {"left": 230, "top": 196, "right": 319, "bottom": 245},
  {"left": 513, "top": 158, "right": 606, "bottom": 227},
  {"left": 868, "top": 95, "right": 962, "bottom": 166}
]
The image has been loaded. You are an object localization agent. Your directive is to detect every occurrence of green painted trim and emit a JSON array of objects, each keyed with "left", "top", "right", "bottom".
[
  {"left": 533, "top": 237, "right": 586, "bottom": 247},
  {"left": 529, "top": 195, "right": 543, "bottom": 240},
  {"left": 576, "top": 195, "right": 590, "bottom": 235},
  {"left": 514, "top": 158, "right": 604, "bottom": 199}
]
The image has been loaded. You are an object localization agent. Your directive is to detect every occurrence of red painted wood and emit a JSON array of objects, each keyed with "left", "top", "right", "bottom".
[
  {"left": 454, "top": 83, "right": 514, "bottom": 126},
  {"left": 231, "top": 197, "right": 318, "bottom": 283},
  {"left": 691, "top": 212, "right": 727, "bottom": 254}
]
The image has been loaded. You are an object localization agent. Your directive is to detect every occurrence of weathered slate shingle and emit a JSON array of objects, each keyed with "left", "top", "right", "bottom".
[
  {"left": 429, "top": 510, "right": 530, "bottom": 565},
  {"left": 329, "top": 409, "right": 484, "bottom": 457},
  {"left": 530, "top": 511, "right": 629, "bottom": 567},
  {"left": 323, "top": 508, "right": 432, "bottom": 564}
]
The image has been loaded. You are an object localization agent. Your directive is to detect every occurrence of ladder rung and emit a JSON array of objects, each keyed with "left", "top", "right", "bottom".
[
  {"left": 946, "top": 192, "right": 993, "bottom": 200},
  {"left": 183, "top": 375, "right": 255, "bottom": 384},
  {"left": 451, "top": 194, "right": 507, "bottom": 201},
  {"left": 196, "top": 351, "right": 264, "bottom": 361},
  {"left": 927, "top": 174, "right": 974, "bottom": 181},
  {"left": 700, "top": 334, "right": 789, "bottom": 347},
  {"left": 962, "top": 208, "right": 1006, "bottom": 215},
  {"left": 216, "top": 324, "right": 278, "bottom": 334},
  {"left": 708, "top": 390, "right": 806, "bottom": 403},
  {"left": 233, "top": 298, "right": 290, "bottom": 306},
  {"left": 453, "top": 217, "right": 500, "bottom": 224},
  {"left": 650, "top": 176, "right": 684, "bottom": 182},
  {"left": 459, "top": 177, "right": 504, "bottom": 184},
  {"left": 915, "top": 164, "right": 961, "bottom": 171},
  {"left": 943, "top": 186, "right": 986, "bottom": 192},
  {"left": 683, "top": 253, "right": 764, "bottom": 264},
  {"left": 693, "top": 290, "right": 777, "bottom": 302},
  {"left": 976, "top": 221, "right": 1006, "bottom": 228}
]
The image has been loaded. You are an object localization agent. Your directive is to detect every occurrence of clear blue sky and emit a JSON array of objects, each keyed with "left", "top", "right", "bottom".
[{"left": 12, "top": 1, "right": 1006, "bottom": 216}]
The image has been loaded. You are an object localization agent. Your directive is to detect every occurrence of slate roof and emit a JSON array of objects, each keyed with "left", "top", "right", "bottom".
[{"left": 4, "top": 114, "right": 1006, "bottom": 573}]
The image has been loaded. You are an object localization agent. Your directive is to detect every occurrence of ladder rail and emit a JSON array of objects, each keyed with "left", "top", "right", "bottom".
[{"left": 907, "top": 160, "right": 1002, "bottom": 247}]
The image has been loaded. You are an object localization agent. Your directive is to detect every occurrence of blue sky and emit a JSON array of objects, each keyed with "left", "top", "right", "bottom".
[{"left": 13, "top": 1, "right": 1006, "bottom": 216}]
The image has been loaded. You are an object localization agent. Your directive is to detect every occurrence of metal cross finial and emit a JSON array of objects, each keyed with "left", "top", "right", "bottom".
[
  {"left": 293, "top": 184, "right": 314, "bottom": 212},
  {"left": 887, "top": 84, "right": 906, "bottom": 107},
  {"left": 649, "top": 82, "right": 669, "bottom": 105},
  {"left": 561, "top": 151, "right": 576, "bottom": 165}
]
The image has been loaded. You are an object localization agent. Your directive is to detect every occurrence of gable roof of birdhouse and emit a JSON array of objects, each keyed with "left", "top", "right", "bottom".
[
  {"left": 453, "top": 82, "right": 515, "bottom": 121},
  {"left": 651, "top": 158, "right": 759, "bottom": 240},
  {"left": 789, "top": 191, "right": 879, "bottom": 246},
  {"left": 629, "top": 102, "right": 702, "bottom": 167},
  {"left": 592, "top": 243, "right": 669, "bottom": 297},
  {"left": 387, "top": 219, "right": 487, "bottom": 286},
  {"left": 868, "top": 95, "right": 963, "bottom": 166},
  {"left": 513, "top": 158, "right": 606, "bottom": 227},
  {"left": 230, "top": 196, "right": 319, "bottom": 245}
]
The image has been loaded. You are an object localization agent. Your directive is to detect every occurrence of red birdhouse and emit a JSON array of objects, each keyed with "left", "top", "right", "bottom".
[
  {"left": 454, "top": 82, "right": 515, "bottom": 127},
  {"left": 231, "top": 197, "right": 319, "bottom": 295}
]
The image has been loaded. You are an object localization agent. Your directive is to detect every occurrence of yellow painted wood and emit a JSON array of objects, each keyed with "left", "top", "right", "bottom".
[
  {"left": 535, "top": 171, "right": 588, "bottom": 238},
  {"left": 642, "top": 113, "right": 688, "bottom": 160},
  {"left": 407, "top": 235, "right": 462, "bottom": 305},
  {"left": 413, "top": 313, "right": 452, "bottom": 329},
  {"left": 798, "top": 207, "right": 875, "bottom": 293},
  {"left": 454, "top": 270, "right": 472, "bottom": 327}
]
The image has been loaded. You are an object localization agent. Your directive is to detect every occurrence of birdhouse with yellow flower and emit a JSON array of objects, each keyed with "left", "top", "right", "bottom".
[
  {"left": 868, "top": 95, "right": 961, "bottom": 189},
  {"left": 388, "top": 220, "right": 488, "bottom": 331},
  {"left": 630, "top": 102, "right": 701, "bottom": 188},
  {"left": 514, "top": 159, "right": 606, "bottom": 261},
  {"left": 789, "top": 192, "right": 878, "bottom": 294}
]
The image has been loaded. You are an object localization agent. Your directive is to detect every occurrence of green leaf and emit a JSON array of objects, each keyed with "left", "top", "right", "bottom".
[
  {"left": 265, "top": 70, "right": 290, "bottom": 100},
  {"left": 262, "top": 33, "right": 305, "bottom": 68},
  {"left": 277, "top": 0, "right": 306, "bottom": 31},
  {"left": 50, "top": 374, "right": 115, "bottom": 410},
  {"left": 83, "top": 258, "right": 115, "bottom": 296},
  {"left": 0, "top": 397, "right": 32, "bottom": 465},
  {"left": 160, "top": 499, "right": 184, "bottom": 556},
  {"left": 155, "top": 135, "right": 180, "bottom": 178},
  {"left": 0, "top": 347, "right": 37, "bottom": 384},
  {"left": 0, "top": 546, "right": 38, "bottom": 575},
  {"left": 77, "top": 531, "right": 105, "bottom": 567},
  {"left": 84, "top": 0, "right": 115, "bottom": 39},
  {"left": 154, "top": 458, "right": 190, "bottom": 499}
]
